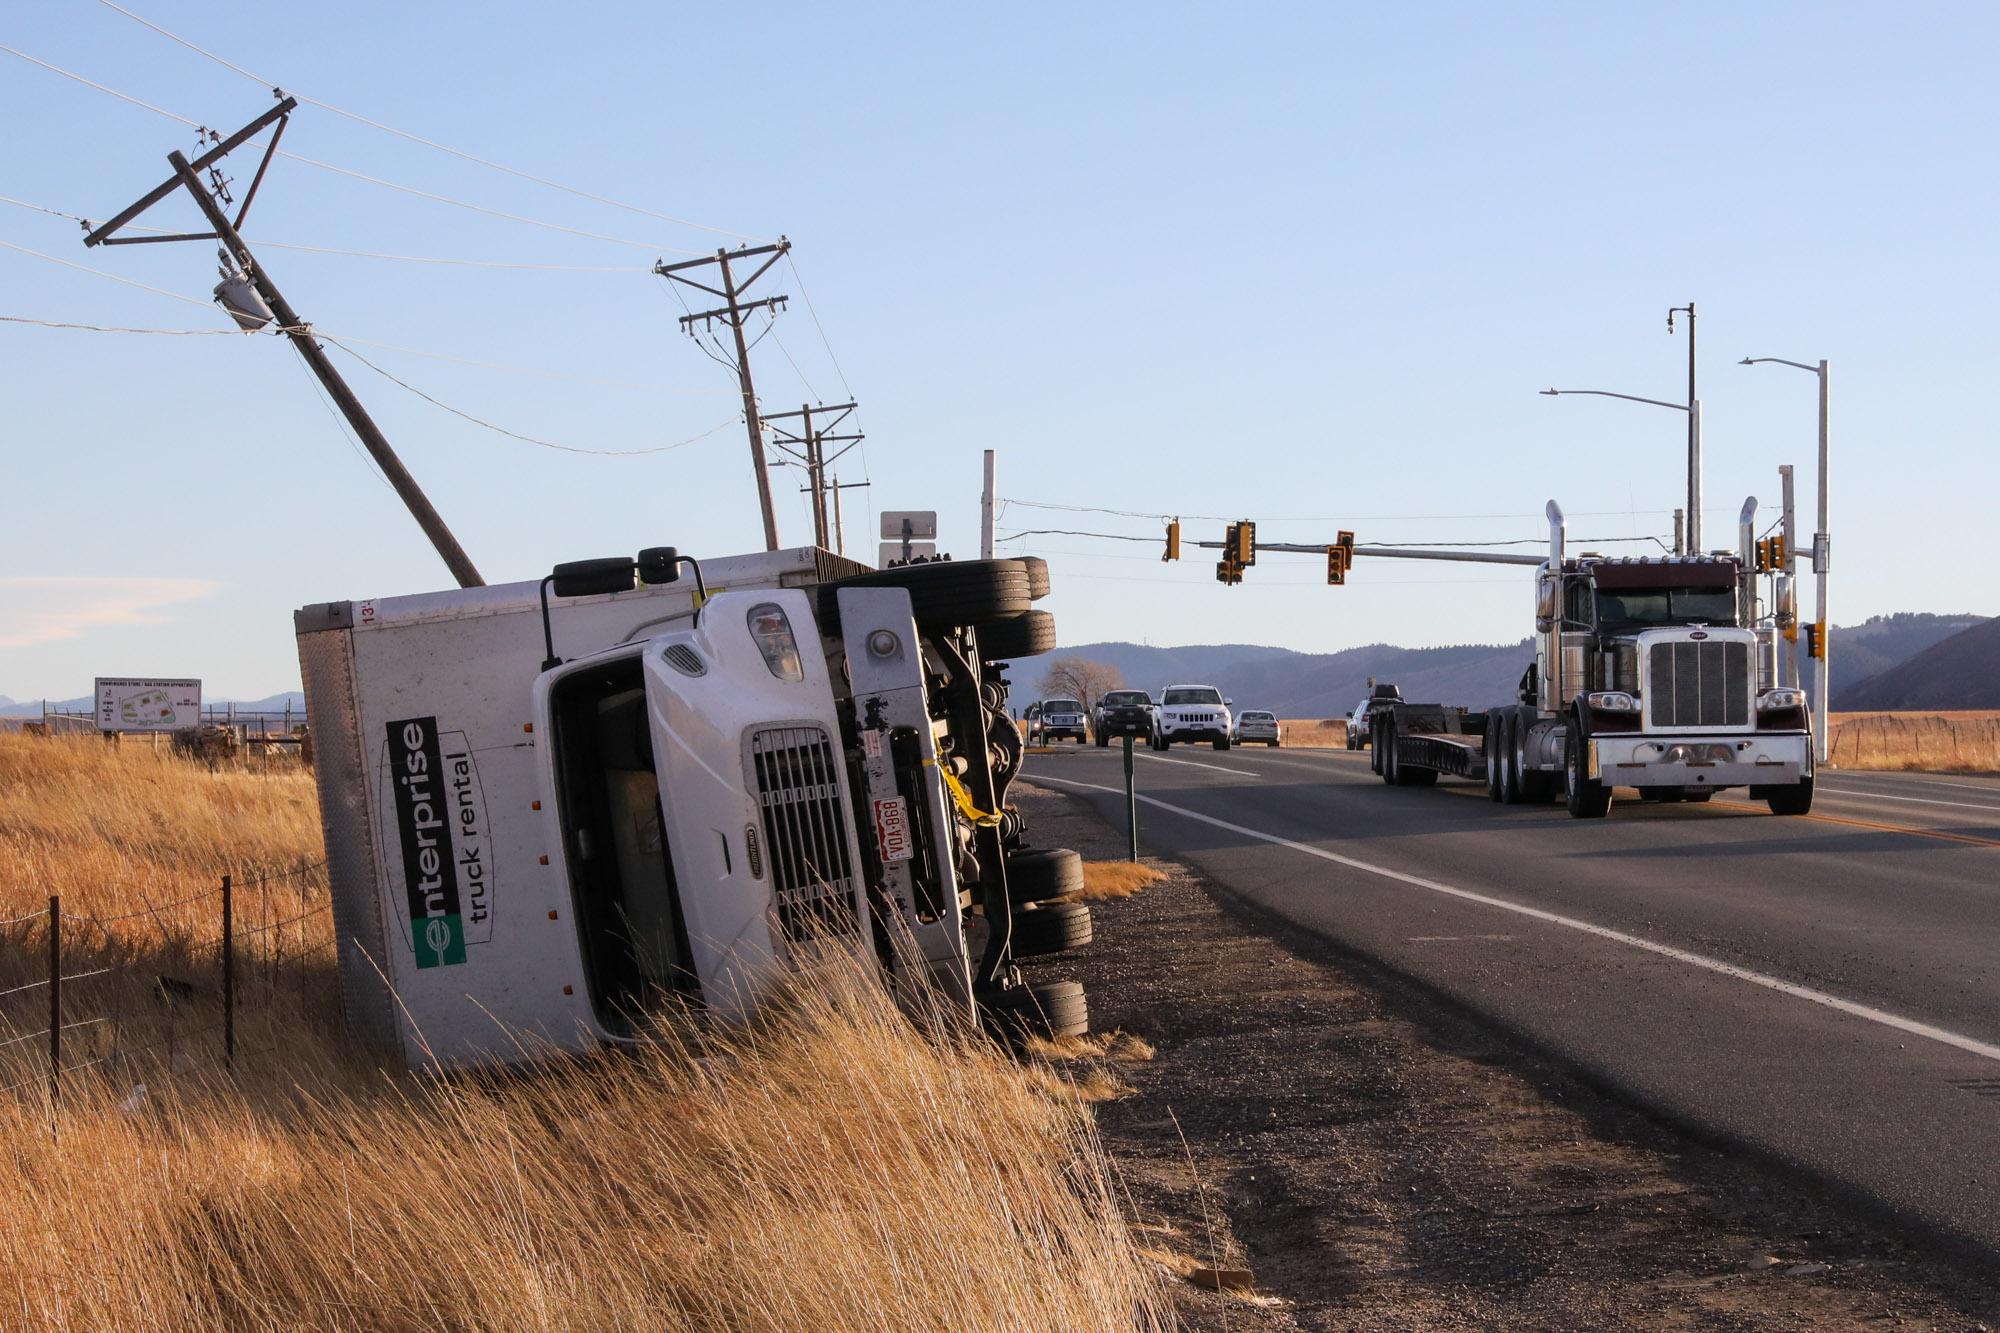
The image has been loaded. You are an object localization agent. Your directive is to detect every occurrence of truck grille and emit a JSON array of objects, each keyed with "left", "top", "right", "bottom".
[
  {"left": 748, "top": 726, "right": 859, "bottom": 945},
  {"left": 1647, "top": 640, "right": 1751, "bottom": 729}
]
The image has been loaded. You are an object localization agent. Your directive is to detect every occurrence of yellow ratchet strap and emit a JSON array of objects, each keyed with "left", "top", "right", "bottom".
[{"left": 925, "top": 757, "right": 1002, "bottom": 827}]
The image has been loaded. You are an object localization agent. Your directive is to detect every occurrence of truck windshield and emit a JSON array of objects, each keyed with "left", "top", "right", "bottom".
[
  {"left": 1045, "top": 699, "right": 1082, "bottom": 712},
  {"left": 1595, "top": 588, "right": 1737, "bottom": 628},
  {"left": 1103, "top": 692, "right": 1150, "bottom": 706},
  {"left": 1163, "top": 688, "right": 1222, "bottom": 706}
]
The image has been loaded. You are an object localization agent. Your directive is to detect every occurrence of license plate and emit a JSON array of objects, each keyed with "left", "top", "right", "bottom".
[{"left": 872, "top": 796, "right": 914, "bottom": 863}]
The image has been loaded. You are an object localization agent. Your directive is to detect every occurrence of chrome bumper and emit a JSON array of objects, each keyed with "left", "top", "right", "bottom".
[{"left": 1591, "top": 732, "right": 1812, "bottom": 789}]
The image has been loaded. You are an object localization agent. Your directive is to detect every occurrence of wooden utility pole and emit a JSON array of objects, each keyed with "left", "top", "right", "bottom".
[
  {"left": 766, "top": 400, "right": 863, "bottom": 549},
  {"left": 83, "top": 98, "right": 485, "bottom": 587},
  {"left": 656, "top": 241, "right": 793, "bottom": 550}
]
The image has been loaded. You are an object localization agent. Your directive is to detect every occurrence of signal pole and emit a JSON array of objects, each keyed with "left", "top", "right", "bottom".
[
  {"left": 656, "top": 241, "right": 792, "bottom": 550},
  {"left": 83, "top": 98, "right": 485, "bottom": 587},
  {"left": 765, "top": 401, "right": 863, "bottom": 550}
]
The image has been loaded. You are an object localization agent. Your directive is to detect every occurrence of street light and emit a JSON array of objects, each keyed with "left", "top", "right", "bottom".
[
  {"left": 1741, "top": 355, "right": 1831, "bottom": 766},
  {"left": 1541, "top": 388, "right": 1702, "bottom": 552}
]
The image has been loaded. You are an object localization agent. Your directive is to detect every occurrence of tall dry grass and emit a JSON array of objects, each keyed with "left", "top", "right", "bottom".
[{"left": 0, "top": 734, "right": 1171, "bottom": 1331}]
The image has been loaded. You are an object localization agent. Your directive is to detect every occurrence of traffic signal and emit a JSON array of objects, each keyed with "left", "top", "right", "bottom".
[
  {"left": 1803, "top": 622, "right": 1825, "bottom": 659},
  {"left": 1214, "top": 557, "right": 1243, "bottom": 586},
  {"left": 1337, "top": 529, "right": 1355, "bottom": 570},
  {"left": 1163, "top": 519, "right": 1181, "bottom": 563},
  {"left": 1326, "top": 545, "right": 1347, "bottom": 585},
  {"left": 1233, "top": 520, "right": 1256, "bottom": 567},
  {"left": 1770, "top": 534, "right": 1786, "bottom": 569}
]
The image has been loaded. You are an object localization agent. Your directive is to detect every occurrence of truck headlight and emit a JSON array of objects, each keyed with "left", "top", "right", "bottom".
[
  {"left": 1583, "top": 691, "right": 1640, "bottom": 713},
  {"left": 745, "top": 602, "right": 804, "bottom": 681},
  {"left": 1757, "top": 688, "right": 1805, "bottom": 711}
]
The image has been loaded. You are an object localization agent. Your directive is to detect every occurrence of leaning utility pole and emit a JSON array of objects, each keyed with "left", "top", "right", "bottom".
[
  {"left": 765, "top": 401, "right": 863, "bottom": 549},
  {"left": 83, "top": 98, "right": 484, "bottom": 587},
  {"left": 655, "top": 240, "right": 792, "bottom": 550}
]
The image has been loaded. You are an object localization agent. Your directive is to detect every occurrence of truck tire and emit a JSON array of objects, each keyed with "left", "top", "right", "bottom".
[
  {"left": 1486, "top": 715, "right": 1504, "bottom": 801},
  {"left": 1213, "top": 736, "right": 1231, "bottom": 751},
  {"left": 1020, "top": 555, "right": 1051, "bottom": 600},
  {"left": 1009, "top": 900, "right": 1093, "bottom": 957},
  {"left": 1765, "top": 778, "right": 1813, "bottom": 816},
  {"left": 1499, "top": 714, "right": 1521, "bottom": 804},
  {"left": 1006, "top": 847, "right": 1084, "bottom": 903},
  {"left": 1095, "top": 731, "right": 1108, "bottom": 747},
  {"left": 977, "top": 608, "right": 1055, "bottom": 661},
  {"left": 982, "top": 978, "right": 1089, "bottom": 1043},
  {"left": 1564, "top": 717, "right": 1612, "bottom": 819},
  {"left": 835, "top": 559, "right": 1031, "bottom": 630}
]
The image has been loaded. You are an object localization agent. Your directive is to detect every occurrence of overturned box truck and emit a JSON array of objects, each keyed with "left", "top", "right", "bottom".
[{"left": 295, "top": 546, "right": 1086, "bottom": 1069}]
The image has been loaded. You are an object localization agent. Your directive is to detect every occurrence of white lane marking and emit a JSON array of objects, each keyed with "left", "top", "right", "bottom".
[
  {"left": 1816, "top": 786, "right": 2000, "bottom": 814},
  {"left": 1034, "top": 773, "right": 2000, "bottom": 1064},
  {"left": 1917, "top": 779, "right": 2000, "bottom": 794},
  {"left": 1138, "top": 752, "right": 1263, "bottom": 779}
]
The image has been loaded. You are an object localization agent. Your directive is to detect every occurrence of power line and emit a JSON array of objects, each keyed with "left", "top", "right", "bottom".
[
  {"left": 785, "top": 252, "right": 854, "bottom": 401},
  {"left": 0, "top": 314, "right": 254, "bottom": 335},
  {"left": 0, "top": 43, "right": 700, "bottom": 255},
  {"left": 0, "top": 236, "right": 214, "bottom": 308},
  {"left": 97, "top": 0, "right": 756, "bottom": 241},
  {"left": 323, "top": 336, "right": 738, "bottom": 457}
]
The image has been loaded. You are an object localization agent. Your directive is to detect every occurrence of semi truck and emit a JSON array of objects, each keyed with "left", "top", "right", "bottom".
[
  {"left": 1368, "top": 501, "right": 1814, "bottom": 819},
  {"left": 294, "top": 547, "right": 1091, "bottom": 1070}
]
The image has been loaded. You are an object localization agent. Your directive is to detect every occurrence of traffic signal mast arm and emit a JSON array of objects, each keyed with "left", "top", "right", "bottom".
[{"left": 1193, "top": 539, "right": 1544, "bottom": 567}]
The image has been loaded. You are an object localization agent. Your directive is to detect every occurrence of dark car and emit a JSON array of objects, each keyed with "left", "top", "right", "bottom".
[{"left": 1093, "top": 689, "right": 1157, "bottom": 746}]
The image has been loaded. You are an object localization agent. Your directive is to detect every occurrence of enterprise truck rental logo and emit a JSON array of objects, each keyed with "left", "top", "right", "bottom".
[{"left": 384, "top": 716, "right": 492, "bottom": 968}]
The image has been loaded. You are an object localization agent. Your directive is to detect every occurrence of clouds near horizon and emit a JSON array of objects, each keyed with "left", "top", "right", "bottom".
[{"left": 0, "top": 577, "right": 223, "bottom": 649}]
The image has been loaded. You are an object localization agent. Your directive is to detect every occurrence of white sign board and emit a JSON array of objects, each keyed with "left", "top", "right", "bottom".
[
  {"left": 879, "top": 541, "right": 939, "bottom": 567},
  {"left": 879, "top": 510, "right": 938, "bottom": 541},
  {"left": 94, "top": 677, "right": 202, "bottom": 733}
]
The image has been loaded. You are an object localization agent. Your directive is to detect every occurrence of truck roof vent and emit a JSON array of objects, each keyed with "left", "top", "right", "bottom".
[{"left": 661, "top": 644, "right": 706, "bottom": 676}]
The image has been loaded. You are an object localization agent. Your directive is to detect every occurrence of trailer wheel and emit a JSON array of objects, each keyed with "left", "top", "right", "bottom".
[
  {"left": 1485, "top": 715, "right": 1504, "bottom": 801},
  {"left": 1009, "top": 900, "right": 1094, "bottom": 957},
  {"left": 1378, "top": 717, "right": 1398, "bottom": 784},
  {"left": 1765, "top": 778, "right": 1813, "bottom": 816},
  {"left": 835, "top": 558, "right": 1032, "bottom": 630},
  {"left": 1564, "top": 717, "right": 1612, "bottom": 818},
  {"left": 981, "top": 978, "right": 1089, "bottom": 1043},
  {"left": 1020, "top": 555, "right": 1051, "bottom": 600},
  {"left": 1499, "top": 714, "right": 1521, "bottom": 803},
  {"left": 977, "top": 608, "right": 1055, "bottom": 661},
  {"left": 1006, "top": 847, "right": 1084, "bottom": 903}
]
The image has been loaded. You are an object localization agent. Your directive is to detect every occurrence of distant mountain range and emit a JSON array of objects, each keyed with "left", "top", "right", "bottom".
[
  {"left": 1841, "top": 617, "right": 2000, "bottom": 710},
  {"left": 1004, "top": 612, "right": 1994, "bottom": 718}
]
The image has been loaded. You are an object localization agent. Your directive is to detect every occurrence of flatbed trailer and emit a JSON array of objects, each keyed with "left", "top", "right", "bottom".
[{"left": 1367, "top": 703, "right": 1490, "bottom": 787}]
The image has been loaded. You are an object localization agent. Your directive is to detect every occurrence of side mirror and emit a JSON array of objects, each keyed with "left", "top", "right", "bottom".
[
  {"left": 1535, "top": 616, "right": 1554, "bottom": 634},
  {"left": 1535, "top": 579, "right": 1557, "bottom": 624},
  {"left": 1224, "top": 698, "right": 1234, "bottom": 706},
  {"left": 1774, "top": 575, "right": 1797, "bottom": 627},
  {"left": 1344, "top": 711, "right": 1353, "bottom": 719},
  {"left": 636, "top": 546, "right": 682, "bottom": 585},
  {"left": 550, "top": 557, "right": 635, "bottom": 599}
]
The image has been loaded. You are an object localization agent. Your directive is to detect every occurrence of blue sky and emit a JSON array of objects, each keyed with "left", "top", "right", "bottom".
[{"left": 3, "top": 2, "right": 1996, "bottom": 700}]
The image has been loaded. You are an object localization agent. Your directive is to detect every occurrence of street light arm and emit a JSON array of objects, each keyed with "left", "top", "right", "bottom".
[
  {"left": 1541, "top": 388, "right": 1691, "bottom": 412},
  {"left": 1739, "top": 356, "right": 1822, "bottom": 375}
]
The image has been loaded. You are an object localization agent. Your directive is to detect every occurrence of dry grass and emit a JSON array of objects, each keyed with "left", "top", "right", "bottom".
[
  {"left": 1275, "top": 720, "right": 1349, "bottom": 749},
  {"left": 1828, "top": 711, "right": 2000, "bottom": 773},
  {"left": 0, "top": 734, "right": 1171, "bottom": 1331},
  {"left": 1079, "top": 861, "right": 1168, "bottom": 902}
]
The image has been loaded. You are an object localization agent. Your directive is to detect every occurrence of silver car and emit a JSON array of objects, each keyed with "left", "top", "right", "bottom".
[{"left": 1235, "top": 710, "right": 1281, "bottom": 747}]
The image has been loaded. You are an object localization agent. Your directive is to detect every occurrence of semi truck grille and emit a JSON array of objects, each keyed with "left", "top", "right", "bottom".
[
  {"left": 749, "top": 726, "right": 859, "bottom": 945},
  {"left": 1647, "top": 640, "right": 1751, "bottom": 729}
]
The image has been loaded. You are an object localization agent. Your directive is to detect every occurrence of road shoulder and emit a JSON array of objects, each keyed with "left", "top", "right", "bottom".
[{"left": 1012, "top": 778, "right": 2000, "bottom": 1331}]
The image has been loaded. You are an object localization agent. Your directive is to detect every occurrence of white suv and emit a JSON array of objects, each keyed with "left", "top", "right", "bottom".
[{"left": 1155, "top": 684, "right": 1232, "bottom": 751}]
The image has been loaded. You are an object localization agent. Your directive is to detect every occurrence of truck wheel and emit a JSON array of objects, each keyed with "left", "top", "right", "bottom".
[
  {"left": 981, "top": 978, "right": 1088, "bottom": 1043},
  {"left": 1158, "top": 736, "right": 1171, "bottom": 751},
  {"left": 1213, "top": 737, "right": 1231, "bottom": 751},
  {"left": 1095, "top": 731, "right": 1108, "bottom": 747},
  {"left": 1485, "top": 716, "right": 1504, "bottom": 801},
  {"left": 1020, "top": 556, "right": 1051, "bottom": 600},
  {"left": 835, "top": 558, "right": 1031, "bottom": 630},
  {"left": 1006, "top": 847, "right": 1084, "bottom": 903},
  {"left": 1766, "top": 778, "right": 1814, "bottom": 816},
  {"left": 1564, "top": 718, "right": 1612, "bottom": 819},
  {"left": 1499, "top": 714, "right": 1521, "bottom": 804},
  {"left": 977, "top": 608, "right": 1055, "bottom": 661},
  {"left": 1684, "top": 789, "right": 1714, "bottom": 803},
  {"left": 1009, "top": 900, "right": 1094, "bottom": 957}
]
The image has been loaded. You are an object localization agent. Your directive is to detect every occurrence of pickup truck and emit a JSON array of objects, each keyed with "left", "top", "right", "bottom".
[{"left": 1093, "top": 689, "right": 1158, "bottom": 746}]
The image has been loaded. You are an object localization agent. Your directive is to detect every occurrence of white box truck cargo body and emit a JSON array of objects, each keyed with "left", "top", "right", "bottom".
[{"left": 296, "top": 547, "right": 1092, "bottom": 1069}]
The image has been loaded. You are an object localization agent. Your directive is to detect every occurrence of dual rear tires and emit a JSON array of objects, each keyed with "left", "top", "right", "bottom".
[{"left": 1563, "top": 716, "right": 1612, "bottom": 819}]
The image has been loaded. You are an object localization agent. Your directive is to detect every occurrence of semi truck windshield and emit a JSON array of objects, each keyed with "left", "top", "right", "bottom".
[{"left": 1596, "top": 588, "right": 1737, "bottom": 627}]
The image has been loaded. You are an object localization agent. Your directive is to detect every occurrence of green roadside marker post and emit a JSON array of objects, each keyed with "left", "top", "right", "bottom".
[{"left": 1123, "top": 734, "right": 1139, "bottom": 861}]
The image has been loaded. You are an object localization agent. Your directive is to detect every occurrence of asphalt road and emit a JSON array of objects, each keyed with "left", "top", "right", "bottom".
[{"left": 1026, "top": 742, "right": 2000, "bottom": 1257}]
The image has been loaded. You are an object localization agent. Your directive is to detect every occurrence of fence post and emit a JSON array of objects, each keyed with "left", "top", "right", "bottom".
[
  {"left": 48, "top": 894, "right": 60, "bottom": 1116},
  {"left": 221, "top": 874, "right": 234, "bottom": 1070},
  {"left": 1123, "top": 735, "right": 1139, "bottom": 862}
]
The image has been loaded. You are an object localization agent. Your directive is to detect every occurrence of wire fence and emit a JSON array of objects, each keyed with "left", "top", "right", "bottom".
[{"left": 0, "top": 859, "right": 333, "bottom": 1118}]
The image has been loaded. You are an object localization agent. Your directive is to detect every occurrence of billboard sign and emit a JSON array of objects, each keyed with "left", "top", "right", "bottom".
[{"left": 94, "top": 678, "right": 202, "bottom": 733}]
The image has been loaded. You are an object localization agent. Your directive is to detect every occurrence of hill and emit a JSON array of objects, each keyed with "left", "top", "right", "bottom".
[
  {"left": 1840, "top": 616, "right": 2000, "bottom": 710},
  {"left": 1827, "top": 613, "right": 1989, "bottom": 707}
]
